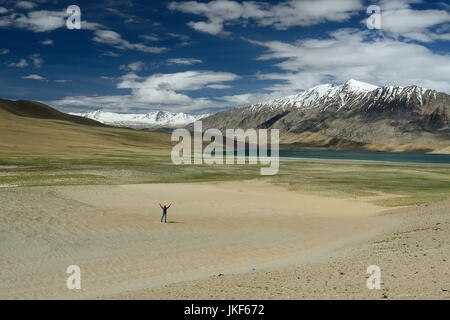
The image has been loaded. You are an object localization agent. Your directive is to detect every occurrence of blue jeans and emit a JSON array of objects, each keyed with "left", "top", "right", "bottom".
[{"left": 161, "top": 212, "right": 167, "bottom": 223}]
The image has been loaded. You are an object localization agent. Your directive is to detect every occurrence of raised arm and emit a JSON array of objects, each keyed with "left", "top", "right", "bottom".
[
  {"left": 159, "top": 204, "right": 163, "bottom": 209},
  {"left": 167, "top": 204, "right": 171, "bottom": 209}
]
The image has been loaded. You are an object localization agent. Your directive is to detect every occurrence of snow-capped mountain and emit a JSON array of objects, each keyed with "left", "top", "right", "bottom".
[
  {"left": 70, "top": 110, "right": 210, "bottom": 129},
  {"left": 197, "top": 79, "right": 450, "bottom": 152},
  {"left": 244, "top": 79, "right": 441, "bottom": 114},
  {"left": 248, "top": 79, "right": 379, "bottom": 113}
]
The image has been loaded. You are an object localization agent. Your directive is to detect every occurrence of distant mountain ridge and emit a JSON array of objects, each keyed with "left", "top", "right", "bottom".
[
  {"left": 196, "top": 79, "right": 450, "bottom": 153},
  {"left": 1, "top": 79, "right": 448, "bottom": 153},
  {"left": 71, "top": 110, "right": 210, "bottom": 129}
]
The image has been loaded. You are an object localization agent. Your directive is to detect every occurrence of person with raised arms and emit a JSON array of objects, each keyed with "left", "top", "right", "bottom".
[{"left": 159, "top": 203, "right": 171, "bottom": 223}]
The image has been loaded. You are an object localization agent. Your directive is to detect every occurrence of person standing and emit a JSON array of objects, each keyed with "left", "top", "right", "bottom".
[{"left": 159, "top": 203, "right": 171, "bottom": 223}]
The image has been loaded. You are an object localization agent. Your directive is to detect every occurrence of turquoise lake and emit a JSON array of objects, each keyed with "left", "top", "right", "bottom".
[{"left": 278, "top": 150, "right": 450, "bottom": 164}]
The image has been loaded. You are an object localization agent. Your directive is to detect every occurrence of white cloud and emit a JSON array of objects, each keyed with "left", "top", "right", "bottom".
[
  {"left": 0, "top": 7, "right": 9, "bottom": 14},
  {"left": 92, "top": 30, "right": 124, "bottom": 45},
  {"left": 29, "top": 53, "right": 43, "bottom": 68},
  {"left": 106, "top": 8, "right": 143, "bottom": 24},
  {"left": 6, "top": 53, "right": 43, "bottom": 68},
  {"left": 170, "top": 0, "right": 450, "bottom": 42},
  {"left": 0, "top": 9, "right": 105, "bottom": 32},
  {"left": 7, "top": 58, "right": 29, "bottom": 67},
  {"left": 370, "top": 0, "right": 450, "bottom": 42},
  {"left": 218, "top": 91, "right": 291, "bottom": 106},
  {"left": 382, "top": 6, "right": 449, "bottom": 33},
  {"left": 167, "top": 32, "right": 190, "bottom": 40},
  {"left": 51, "top": 94, "right": 228, "bottom": 113},
  {"left": 119, "top": 61, "right": 145, "bottom": 71},
  {"left": 0, "top": 48, "right": 9, "bottom": 54},
  {"left": 169, "top": 0, "right": 364, "bottom": 35},
  {"left": 188, "top": 20, "right": 225, "bottom": 35},
  {"left": 218, "top": 93, "right": 253, "bottom": 105},
  {"left": 93, "top": 30, "right": 168, "bottom": 53},
  {"left": 207, "top": 84, "right": 232, "bottom": 89},
  {"left": 167, "top": 32, "right": 192, "bottom": 45},
  {"left": 22, "top": 74, "right": 46, "bottom": 81},
  {"left": 117, "top": 70, "right": 239, "bottom": 104},
  {"left": 14, "top": 10, "right": 66, "bottom": 32},
  {"left": 100, "top": 51, "right": 122, "bottom": 57},
  {"left": 15, "top": 1, "right": 37, "bottom": 10},
  {"left": 40, "top": 39, "right": 53, "bottom": 45},
  {"left": 0, "top": 15, "right": 11, "bottom": 27},
  {"left": 50, "top": 70, "right": 240, "bottom": 112},
  {"left": 140, "top": 34, "right": 160, "bottom": 41},
  {"left": 0, "top": 9, "right": 164, "bottom": 54},
  {"left": 168, "top": 58, "right": 203, "bottom": 65},
  {"left": 248, "top": 28, "right": 450, "bottom": 94},
  {"left": 81, "top": 21, "right": 106, "bottom": 31}
]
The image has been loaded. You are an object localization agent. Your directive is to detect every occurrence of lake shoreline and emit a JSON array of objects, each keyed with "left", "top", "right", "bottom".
[
  {"left": 279, "top": 156, "right": 450, "bottom": 166},
  {"left": 277, "top": 149, "right": 450, "bottom": 165}
]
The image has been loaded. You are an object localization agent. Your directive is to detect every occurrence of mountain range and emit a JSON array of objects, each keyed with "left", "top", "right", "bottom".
[
  {"left": 71, "top": 110, "right": 209, "bottom": 129},
  {"left": 196, "top": 79, "right": 449, "bottom": 153},
  {"left": 1, "top": 79, "right": 449, "bottom": 153}
]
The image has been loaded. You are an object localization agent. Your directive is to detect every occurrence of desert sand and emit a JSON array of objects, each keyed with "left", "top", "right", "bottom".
[
  {"left": 118, "top": 198, "right": 450, "bottom": 300},
  {"left": 0, "top": 180, "right": 448, "bottom": 299}
]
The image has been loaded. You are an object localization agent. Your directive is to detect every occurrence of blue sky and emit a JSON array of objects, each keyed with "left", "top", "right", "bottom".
[{"left": 0, "top": 0, "right": 449, "bottom": 114}]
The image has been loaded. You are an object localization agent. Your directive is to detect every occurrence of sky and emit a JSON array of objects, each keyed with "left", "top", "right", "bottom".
[{"left": 0, "top": 0, "right": 449, "bottom": 115}]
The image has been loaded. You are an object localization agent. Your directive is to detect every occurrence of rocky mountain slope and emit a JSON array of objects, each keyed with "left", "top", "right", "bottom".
[{"left": 197, "top": 80, "right": 450, "bottom": 153}]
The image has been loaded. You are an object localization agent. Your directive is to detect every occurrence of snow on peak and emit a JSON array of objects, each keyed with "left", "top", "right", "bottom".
[
  {"left": 247, "top": 79, "right": 380, "bottom": 113},
  {"left": 71, "top": 110, "right": 209, "bottom": 129},
  {"left": 343, "top": 79, "right": 379, "bottom": 92}
]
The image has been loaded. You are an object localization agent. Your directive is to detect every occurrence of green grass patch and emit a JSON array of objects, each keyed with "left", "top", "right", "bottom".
[{"left": 0, "top": 152, "right": 449, "bottom": 206}]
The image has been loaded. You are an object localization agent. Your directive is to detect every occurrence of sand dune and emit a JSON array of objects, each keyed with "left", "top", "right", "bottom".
[{"left": 0, "top": 180, "right": 397, "bottom": 299}]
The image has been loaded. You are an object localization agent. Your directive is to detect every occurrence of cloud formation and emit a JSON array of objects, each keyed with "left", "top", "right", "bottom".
[
  {"left": 249, "top": 28, "right": 450, "bottom": 94},
  {"left": 7, "top": 58, "right": 29, "bottom": 67},
  {"left": 22, "top": 74, "right": 46, "bottom": 81},
  {"left": 93, "top": 30, "right": 168, "bottom": 53},
  {"left": 372, "top": 0, "right": 450, "bottom": 42},
  {"left": 13, "top": 10, "right": 66, "bottom": 32},
  {"left": 140, "top": 34, "right": 160, "bottom": 41},
  {"left": 6, "top": 54, "right": 42, "bottom": 68},
  {"left": 169, "top": 0, "right": 364, "bottom": 35},
  {"left": 28, "top": 53, "right": 43, "bottom": 68},
  {"left": 40, "top": 39, "right": 53, "bottom": 45},
  {"left": 119, "top": 61, "right": 145, "bottom": 71},
  {"left": 15, "top": 1, "right": 37, "bottom": 10},
  {"left": 50, "top": 70, "right": 240, "bottom": 112},
  {"left": 168, "top": 58, "right": 203, "bottom": 65},
  {"left": 0, "top": 7, "right": 167, "bottom": 54}
]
